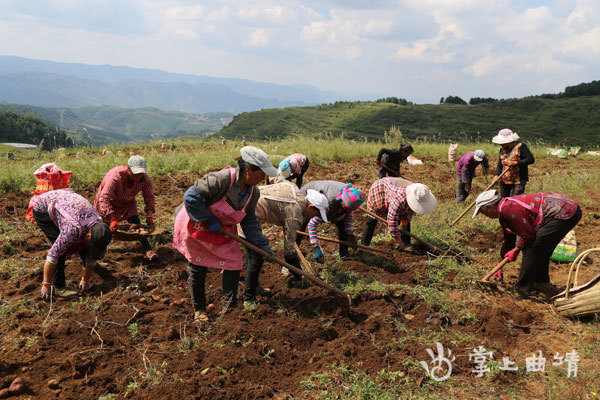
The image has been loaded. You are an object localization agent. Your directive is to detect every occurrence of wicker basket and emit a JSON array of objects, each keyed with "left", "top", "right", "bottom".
[{"left": 552, "top": 248, "right": 600, "bottom": 318}]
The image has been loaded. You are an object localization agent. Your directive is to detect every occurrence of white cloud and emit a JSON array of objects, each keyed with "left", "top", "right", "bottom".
[{"left": 246, "top": 28, "right": 270, "bottom": 47}]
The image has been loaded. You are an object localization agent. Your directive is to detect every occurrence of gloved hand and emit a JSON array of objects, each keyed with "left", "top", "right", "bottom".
[
  {"left": 79, "top": 276, "right": 92, "bottom": 291},
  {"left": 399, "top": 220, "right": 409, "bottom": 233},
  {"left": 260, "top": 244, "right": 275, "bottom": 257},
  {"left": 376, "top": 161, "right": 383, "bottom": 167},
  {"left": 347, "top": 234, "right": 358, "bottom": 249},
  {"left": 41, "top": 282, "right": 53, "bottom": 301},
  {"left": 313, "top": 246, "right": 324, "bottom": 263},
  {"left": 206, "top": 216, "right": 222, "bottom": 233},
  {"left": 505, "top": 248, "right": 520, "bottom": 262},
  {"left": 146, "top": 217, "right": 154, "bottom": 226},
  {"left": 492, "top": 269, "right": 503, "bottom": 281},
  {"left": 109, "top": 219, "right": 119, "bottom": 232}
]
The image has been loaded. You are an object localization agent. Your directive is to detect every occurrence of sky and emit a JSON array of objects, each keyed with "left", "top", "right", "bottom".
[{"left": 0, "top": 0, "right": 599, "bottom": 103}]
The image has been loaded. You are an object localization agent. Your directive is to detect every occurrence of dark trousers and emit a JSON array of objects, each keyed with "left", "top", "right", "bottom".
[
  {"left": 127, "top": 215, "right": 152, "bottom": 252},
  {"left": 516, "top": 207, "right": 582, "bottom": 292},
  {"left": 500, "top": 183, "right": 526, "bottom": 198},
  {"left": 243, "top": 250, "right": 264, "bottom": 302},
  {"left": 187, "top": 263, "right": 240, "bottom": 311},
  {"left": 378, "top": 167, "right": 399, "bottom": 179},
  {"left": 33, "top": 210, "right": 86, "bottom": 288},
  {"left": 296, "top": 220, "right": 350, "bottom": 257},
  {"left": 361, "top": 216, "right": 411, "bottom": 246},
  {"left": 455, "top": 172, "right": 470, "bottom": 203}
]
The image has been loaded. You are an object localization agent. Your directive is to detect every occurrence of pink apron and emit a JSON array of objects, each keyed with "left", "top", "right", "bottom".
[{"left": 173, "top": 168, "right": 254, "bottom": 270}]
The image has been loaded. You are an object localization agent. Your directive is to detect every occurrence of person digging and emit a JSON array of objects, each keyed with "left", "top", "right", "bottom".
[
  {"left": 94, "top": 155, "right": 158, "bottom": 261},
  {"left": 376, "top": 143, "right": 414, "bottom": 178},
  {"left": 277, "top": 153, "right": 310, "bottom": 188},
  {"left": 296, "top": 181, "right": 365, "bottom": 270},
  {"left": 173, "top": 146, "right": 277, "bottom": 322},
  {"left": 455, "top": 149, "right": 489, "bottom": 203},
  {"left": 361, "top": 179, "right": 436, "bottom": 250},
  {"left": 492, "top": 129, "right": 535, "bottom": 198},
  {"left": 32, "top": 189, "right": 112, "bottom": 301},
  {"left": 472, "top": 190, "right": 581, "bottom": 299},
  {"left": 251, "top": 179, "right": 329, "bottom": 302}
]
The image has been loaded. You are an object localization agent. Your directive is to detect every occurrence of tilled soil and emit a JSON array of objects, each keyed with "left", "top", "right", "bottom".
[{"left": 1, "top": 152, "right": 600, "bottom": 399}]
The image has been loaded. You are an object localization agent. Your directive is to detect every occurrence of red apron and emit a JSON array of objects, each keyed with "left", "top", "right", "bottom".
[{"left": 173, "top": 168, "right": 254, "bottom": 270}]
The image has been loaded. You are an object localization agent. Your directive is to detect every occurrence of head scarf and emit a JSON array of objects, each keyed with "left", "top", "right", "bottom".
[{"left": 336, "top": 183, "right": 365, "bottom": 210}]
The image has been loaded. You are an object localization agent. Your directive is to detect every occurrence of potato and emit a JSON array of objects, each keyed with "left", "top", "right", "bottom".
[
  {"left": 0, "top": 388, "right": 11, "bottom": 399},
  {"left": 9, "top": 377, "right": 25, "bottom": 394}
]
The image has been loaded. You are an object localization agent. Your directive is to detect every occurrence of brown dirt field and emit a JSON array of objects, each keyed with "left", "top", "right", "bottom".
[{"left": 1, "top": 153, "right": 600, "bottom": 399}]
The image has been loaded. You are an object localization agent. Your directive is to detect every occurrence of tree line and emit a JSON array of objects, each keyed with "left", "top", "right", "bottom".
[{"left": 0, "top": 111, "right": 73, "bottom": 150}]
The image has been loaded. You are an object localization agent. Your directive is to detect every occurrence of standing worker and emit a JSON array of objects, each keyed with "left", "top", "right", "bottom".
[
  {"left": 492, "top": 129, "right": 535, "bottom": 198},
  {"left": 472, "top": 190, "right": 581, "bottom": 298},
  {"left": 376, "top": 144, "right": 414, "bottom": 178},
  {"left": 455, "top": 149, "right": 489, "bottom": 203},
  {"left": 248, "top": 179, "right": 329, "bottom": 304},
  {"left": 173, "top": 146, "right": 277, "bottom": 322},
  {"left": 361, "top": 179, "right": 436, "bottom": 249},
  {"left": 277, "top": 153, "right": 310, "bottom": 188},
  {"left": 94, "top": 155, "right": 158, "bottom": 260},
  {"left": 32, "top": 189, "right": 112, "bottom": 300},
  {"left": 297, "top": 181, "right": 365, "bottom": 268}
]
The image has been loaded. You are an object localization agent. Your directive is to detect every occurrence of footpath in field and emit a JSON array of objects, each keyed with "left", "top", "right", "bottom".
[{"left": 1, "top": 150, "right": 600, "bottom": 399}]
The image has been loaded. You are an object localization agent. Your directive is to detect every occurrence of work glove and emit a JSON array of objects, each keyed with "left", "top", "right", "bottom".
[
  {"left": 492, "top": 269, "right": 503, "bottom": 281},
  {"left": 260, "top": 244, "right": 275, "bottom": 257},
  {"left": 41, "top": 282, "right": 53, "bottom": 301},
  {"left": 206, "top": 216, "right": 222, "bottom": 233},
  {"left": 313, "top": 246, "right": 324, "bottom": 263},
  {"left": 347, "top": 234, "right": 358, "bottom": 249},
  {"left": 109, "top": 219, "right": 119, "bottom": 232},
  {"left": 146, "top": 217, "right": 154, "bottom": 226},
  {"left": 505, "top": 248, "right": 520, "bottom": 262},
  {"left": 79, "top": 276, "right": 92, "bottom": 292},
  {"left": 376, "top": 161, "right": 383, "bottom": 167}
]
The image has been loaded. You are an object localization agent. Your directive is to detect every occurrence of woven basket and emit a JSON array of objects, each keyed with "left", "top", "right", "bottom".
[{"left": 552, "top": 248, "right": 600, "bottom": 318}]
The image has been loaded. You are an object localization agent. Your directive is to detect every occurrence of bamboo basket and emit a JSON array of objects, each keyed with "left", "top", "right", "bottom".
[{"left": 552, "top": 248, "right": 600, "bottom": 318}]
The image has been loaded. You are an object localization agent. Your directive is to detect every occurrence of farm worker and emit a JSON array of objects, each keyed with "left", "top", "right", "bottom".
[
  {"left": 492, "top": 129, "right": 535, "bottom": 198},
  {"left": 361, "top": 179, "right": 436, "bottom": 249},
  {"left": 296, "top": 181, "right": 365, "bottom": 265},
  {"left": 94, "top": 155, "right": 158, "bottom": 260},
  {"left": 473, "top": 190, "right": 581, "bottom": 298},
  {"left": 31, "top": 189, "right": 112, "bottom": 300},
  {"left": 249, "top": 179, "right": 328, "bottom": 304},
  {"left": 455, "top": 150, "right": 489, "bottom": 203},
  {"left": 376, "top": 143, "right": 414, "bottom": 178},
  {"left": 277, "top": 153, "right": 310, "bottom": 188},
  {"left": 173, "top": 146, "right": 277, "bottom": 322}
]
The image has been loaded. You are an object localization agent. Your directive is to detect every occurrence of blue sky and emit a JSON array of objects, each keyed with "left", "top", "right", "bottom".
[{"left": 0, "top": 0, "right": 598, "bottom": 103}]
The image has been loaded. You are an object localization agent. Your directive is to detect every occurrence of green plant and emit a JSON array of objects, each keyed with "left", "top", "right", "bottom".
[{"left": 128, "top": 323, "right": 139, "bottom": 341}]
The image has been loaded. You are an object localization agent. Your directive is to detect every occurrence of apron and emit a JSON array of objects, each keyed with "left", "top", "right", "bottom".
[
  {"left": 173, "top": 168, "right": 254, "bottom": 270},
  {"left": 498, "top": 195, "right": 545, "bottom": 235},
  {"left": 500, "top": 143, "right": 522, "bottom": 184}
]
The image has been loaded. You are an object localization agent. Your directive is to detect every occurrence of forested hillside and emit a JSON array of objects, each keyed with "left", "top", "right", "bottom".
[{"left": 0, "top": 111, "right": 73, "bottom": 149}]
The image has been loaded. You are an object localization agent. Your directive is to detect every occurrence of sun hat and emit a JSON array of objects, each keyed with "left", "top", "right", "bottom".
[
  {"left": 492, "top": 129, "right": 520, "bottom": 145},
  {"left": 240, "top": 146, "right": 278, "bottom": 177},
  {"left": 289, "top": 153, "right": 306, "bottom": 174},
  {"left": 474, "top": 149, "right": 485, "bottom": 162},
  {"left": 278, "top": 157, "right": 293, "bottom": 178},
  {"left": 128, "top": 155, "right": 147, "bottom": 174},
  {"left": 336, "top": 183, "right": 365, "bottom": 210},
  {"left": 472, "top": 190, "right": 499, "bottom": 218},
  {"left": 90, "top": 222, "right": 112, "bottom": 260},
  {"left": 405, "top": 183, "right": 436, "bottom": 214},
  {"left": 306, "top": 189, "right": 329, "bottom": 222}
]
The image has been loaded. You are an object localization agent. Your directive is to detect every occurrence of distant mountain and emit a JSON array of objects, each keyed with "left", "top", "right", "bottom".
[{"left": 0, "top": 55, "right": 338, "bottom": 113}]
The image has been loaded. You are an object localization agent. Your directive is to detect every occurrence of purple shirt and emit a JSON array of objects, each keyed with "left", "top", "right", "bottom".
[
  {"left": 32, "top": 189, "right": 101, "bottom": 264},
  {"left": 455, "top": 152, "right": 489, "bottom": 184}
]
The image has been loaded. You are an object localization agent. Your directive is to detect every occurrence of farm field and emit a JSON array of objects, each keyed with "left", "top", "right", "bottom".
[{"left": 1, "top": 141, "right": 600, "bottom": 399}]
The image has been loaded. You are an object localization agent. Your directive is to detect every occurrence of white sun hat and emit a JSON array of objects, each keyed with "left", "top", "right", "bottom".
[
  {"left": 492, "top": 129, "right": 520, "bottom": 145},
  {"left": 472, "top": 190, "right": 499, "bottom": 218},
  {"left": 305, "top": 189, "right": 329, "bottom": 222},
  {"left": 405, "top": 183, "right": 437, "bottom": 215}
]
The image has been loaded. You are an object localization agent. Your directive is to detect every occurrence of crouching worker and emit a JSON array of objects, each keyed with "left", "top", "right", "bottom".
[
  {"left": 94, "top": 155, "right": 158, "bottom": 260},
  {"left": 297, "top": 181, "right": 365, "bottom": 265},
  {"left": 277, "top": 153, "right": 309, "bottom": 188},
  {"left": 32, "top": 189, "right": 112, "bottom": 301},
  {"left": 361, "top": 179, "right": 436, "bottom": 249},
  {"left": 250, "top": 179, "right": 329, "bottom": 299},
  {"left": 473, "top": 190, "right": 581, "bottom": 298},
  {"left": 173, "top": 146, "right": 277, "bottom": 322}
]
